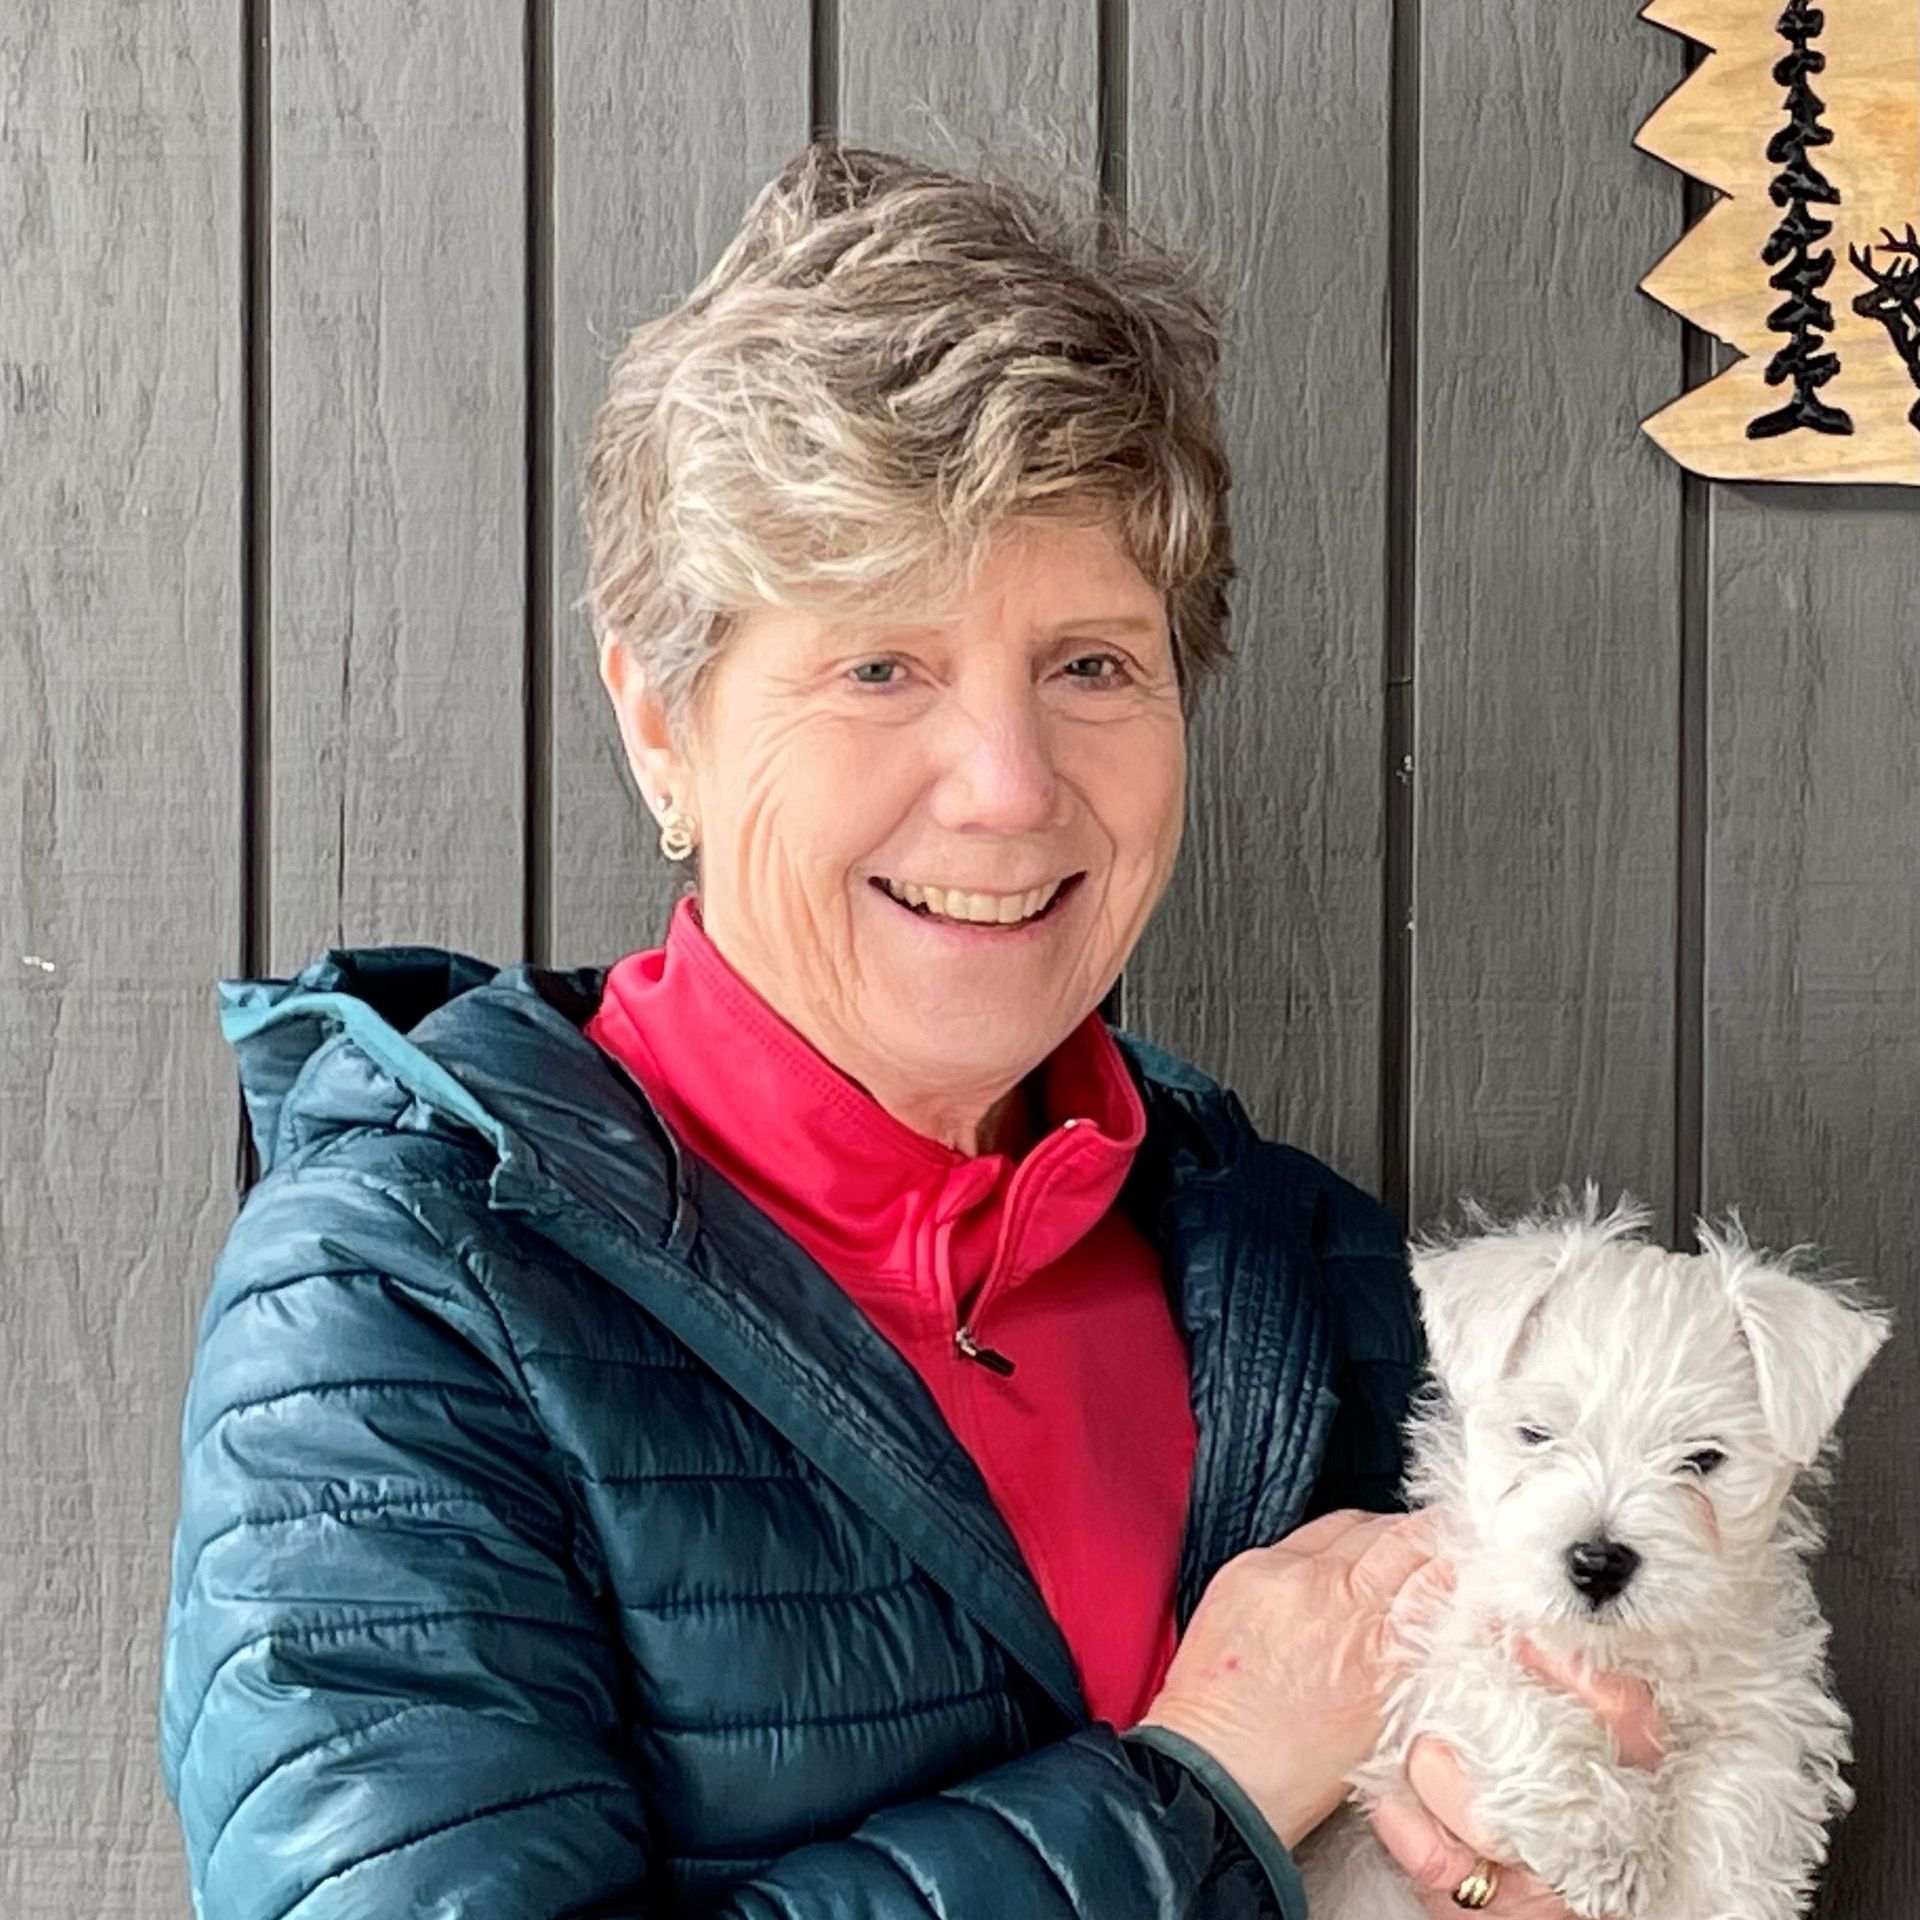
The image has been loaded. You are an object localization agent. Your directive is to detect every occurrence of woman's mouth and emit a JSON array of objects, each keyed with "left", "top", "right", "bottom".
[{"left": 869, "top": 873, "right": 1084, "bottom": 930}]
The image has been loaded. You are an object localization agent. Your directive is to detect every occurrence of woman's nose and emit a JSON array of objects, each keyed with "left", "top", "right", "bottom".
[{"left": 932, "top": 701, "right": 1065, "bottom": 834}]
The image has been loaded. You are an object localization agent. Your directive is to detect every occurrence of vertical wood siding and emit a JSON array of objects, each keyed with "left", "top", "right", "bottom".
[
  {"left": 1, "top": 7, "right": 242, "bottom": 1914},
  {"left": 1704, "top": 496, "right": 1920, "bottom": 1908},
  {"left": 1125, "top": 0, "right": 1395, "bottom": 1190},
  {"left": 1, "top": 4, "right": 1911, "bottom": 1913},
  {"left": 1411, "top": 3, "right": 1686, "bottom": 1223},
  {"left": 269, "top": 4, "right": 527, "bottom": 966}
]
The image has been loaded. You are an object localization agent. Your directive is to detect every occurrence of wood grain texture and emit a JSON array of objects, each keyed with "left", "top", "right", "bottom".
[
  {"left": 1409, "top": 2, "right": 1686, "bottom": 1231},
  {"left": 1125, "top": 0, "right": 1394, "bottom": 1188},
  {"left": 1704, "top": 488, "right": 1920, "bottom": 1916},
  {"left": 270, "top": 1, "right": 526, "bottom": 969},
  {"left": 0, "top": 6, "right": 237, "bottom": 1915},
  {"left": 838, "top": 0, "right": 1098, "bottom": 198},
  {"left": 546, "top": 0, "right": 809, "bottom": 966}
]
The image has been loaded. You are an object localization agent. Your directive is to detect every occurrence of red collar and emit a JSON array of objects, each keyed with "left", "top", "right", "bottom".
[{"left": 584, "top": 895, "right": 1145, "bottom": 1303}]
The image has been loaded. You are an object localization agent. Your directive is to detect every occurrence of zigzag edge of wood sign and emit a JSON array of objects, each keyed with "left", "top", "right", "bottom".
[{"left": 1636, "top": 0, "right": 1920, "bottom": 485}]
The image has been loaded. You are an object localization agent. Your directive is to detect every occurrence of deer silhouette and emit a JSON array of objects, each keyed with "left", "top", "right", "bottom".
[{"left": 1850, "top": 225, "right": 1920, "bottom": 432}]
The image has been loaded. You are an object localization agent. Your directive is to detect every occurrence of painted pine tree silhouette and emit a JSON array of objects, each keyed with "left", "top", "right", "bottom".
[{"left": 1749, "top": 0, "right": 1854, "bottom": 439}]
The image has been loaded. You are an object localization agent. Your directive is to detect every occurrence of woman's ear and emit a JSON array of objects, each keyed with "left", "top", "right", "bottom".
[
  {"left": 600, "top": 634, "right": 689, "bottom": 822},
  {"left": 1694, "top": 1216, "right": 1891, "bottom": 1467}
]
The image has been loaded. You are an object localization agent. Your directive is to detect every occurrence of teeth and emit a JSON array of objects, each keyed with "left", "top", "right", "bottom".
[{"left": 879, "top": 877, "right": 1065, "bottom": 925}]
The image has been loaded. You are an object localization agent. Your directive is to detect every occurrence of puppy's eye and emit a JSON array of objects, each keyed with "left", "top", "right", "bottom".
[
  {"left": 1684, "top": 1447, "right": 1727, "bottom": 1476},
  {"left": 1516, "top": 1424, "right": 1554, "bottom": 1447}
]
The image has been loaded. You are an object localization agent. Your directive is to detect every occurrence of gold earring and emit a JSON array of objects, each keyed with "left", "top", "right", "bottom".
[{"left": 658, "top": 806, "right": 697, "bottom": 863}]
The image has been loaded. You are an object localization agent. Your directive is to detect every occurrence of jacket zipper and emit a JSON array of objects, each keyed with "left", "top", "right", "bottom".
[
  {"left": 954, "top": 1322, "right": 1016, "bottom": 1376},
  {"left": 937, "top": 1169, "right": 1019, "bottom": 1376},
  {"left": 947, "top": 1110, "right": 1080, "bottom": 1382}
]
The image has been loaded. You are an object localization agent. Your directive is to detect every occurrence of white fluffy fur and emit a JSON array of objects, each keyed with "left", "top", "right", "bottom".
[{"left": 1295, "top": 1184, "right": 1890, "bottom": 1920}]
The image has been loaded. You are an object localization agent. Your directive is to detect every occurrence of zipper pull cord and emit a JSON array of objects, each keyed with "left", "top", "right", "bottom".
[{"left": 955, "top": 1323, "right": 1016, "bottom": 1377}]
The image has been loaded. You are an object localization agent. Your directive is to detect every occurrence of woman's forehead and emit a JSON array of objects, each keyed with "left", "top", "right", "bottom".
[{"left": 794, "top": 521, "right": 1166, "bottom": 634}]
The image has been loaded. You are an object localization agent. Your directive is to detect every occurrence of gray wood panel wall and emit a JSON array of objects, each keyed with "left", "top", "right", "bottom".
[{"left": 2, "top": 3, "right": 1912, "bottom": 1914}]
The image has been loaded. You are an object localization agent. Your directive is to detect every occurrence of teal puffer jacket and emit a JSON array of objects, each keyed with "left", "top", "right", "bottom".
[{"left": 158, "top": 946, "right": 1424, "bottom": 1919}]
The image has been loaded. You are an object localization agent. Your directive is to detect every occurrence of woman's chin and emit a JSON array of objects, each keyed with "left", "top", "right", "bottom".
[{"left": 850, "top": 901, "right": 1083, "bottom": 1035}]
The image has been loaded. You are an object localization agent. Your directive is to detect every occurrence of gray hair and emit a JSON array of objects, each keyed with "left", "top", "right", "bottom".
[{"left": 580, "top": 139, "right": 1236, "bottom": 729}]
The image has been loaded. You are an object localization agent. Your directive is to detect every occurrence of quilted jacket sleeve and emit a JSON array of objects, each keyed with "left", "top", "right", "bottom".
[{"left": 160, "top": 1169, "right": 1297, "bottom": 1920}]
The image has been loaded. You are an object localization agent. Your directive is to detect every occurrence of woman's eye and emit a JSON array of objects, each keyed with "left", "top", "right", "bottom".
[
  {"left": 1516, "top": 1424, "right": 1553, "bottom": 1447},
  {"left": 1684, "top": 1447, "right": 1727, "bottom": 1476},
  {"left": 847, "top": 658, "right": 904, "bottom": 688},
  {"left": 1061, "top": 651, "right": 1132, "bottom": 686}
]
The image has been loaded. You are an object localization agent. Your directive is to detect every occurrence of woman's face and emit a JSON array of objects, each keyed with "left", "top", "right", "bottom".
[{"left": 605, "top": 514, "right": 1187, "bottom": 1142}]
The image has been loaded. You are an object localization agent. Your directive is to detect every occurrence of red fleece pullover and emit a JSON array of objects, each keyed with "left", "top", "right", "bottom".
[{"left": 583, "top": 894, "right": 1197, "bottom": 1726}]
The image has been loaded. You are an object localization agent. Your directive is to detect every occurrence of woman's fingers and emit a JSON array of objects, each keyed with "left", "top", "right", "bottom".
[
  {"left": 1514, "top": 1635, "right": 1668, "bottom": 1770},
  {"left": 1369, "top": 1782, "right": 1573, "bottom": 1916},
  {"left": 1369, "top": 1788, "right": 1481, "bottom": 1895},
  {"left": 1404, "top": 1734, "right": 1502, "bottom": 1856}
]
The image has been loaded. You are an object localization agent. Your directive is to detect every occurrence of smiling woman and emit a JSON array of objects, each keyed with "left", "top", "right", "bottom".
[
  {"left": 599, "top": 516, "right": 1187, "bottom": 1152},
  {"left": 162, "top": 140, "right": 1488, "bottom": 1920}
]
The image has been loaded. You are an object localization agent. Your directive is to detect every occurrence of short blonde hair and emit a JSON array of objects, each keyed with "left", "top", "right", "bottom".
[{"left": 580, "top": 139, "right": 1235, "bottom": 725}]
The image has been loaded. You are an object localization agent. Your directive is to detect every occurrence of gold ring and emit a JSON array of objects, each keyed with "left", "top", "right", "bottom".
[{"left": 1451, "top": 1856, "right": 1501, "bottom": 1909}]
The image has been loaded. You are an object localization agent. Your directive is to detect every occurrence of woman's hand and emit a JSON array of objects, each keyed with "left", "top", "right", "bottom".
[
  {"left": 1134, "top": 1508, "right": 1445, "bottom": 1849},
  {"left": 1369, "top": 1638, "right": 1669, "bottom": 1917}
]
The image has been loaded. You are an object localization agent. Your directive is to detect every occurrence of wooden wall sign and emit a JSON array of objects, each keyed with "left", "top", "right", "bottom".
[{"left": 1635, "top": 0, "right": 1920, "bottom": 485}]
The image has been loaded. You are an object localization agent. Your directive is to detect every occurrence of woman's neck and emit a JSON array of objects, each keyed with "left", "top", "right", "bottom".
[{"left": 881, "top": 1077, "right": 1039, "bottom": 1158}]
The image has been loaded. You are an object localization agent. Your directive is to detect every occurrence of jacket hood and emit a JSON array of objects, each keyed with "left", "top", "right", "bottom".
[{"left": 221, "top": 946, "right": 494, "bottom": 1165}]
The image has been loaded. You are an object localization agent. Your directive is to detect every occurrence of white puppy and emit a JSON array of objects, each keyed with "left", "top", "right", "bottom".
[{"left": 1295, "top": 1184, "right": 1889, "bottom": 1920}]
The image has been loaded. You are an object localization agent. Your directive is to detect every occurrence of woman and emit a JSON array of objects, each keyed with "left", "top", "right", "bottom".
[{"left": 160, "top": 142, "right": 1653, "bottom": 1919}]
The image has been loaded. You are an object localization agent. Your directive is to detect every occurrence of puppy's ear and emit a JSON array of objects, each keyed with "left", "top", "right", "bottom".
[
  {"left": 1412, "top": 1185, "right": 1654, "bottom": 1404},
  {"left": 1698, "top": 1215, "right": 1891, "bottom": 1466},
  {"left": 1411, "top": 1236, "right": 1561, "bottom": 1404}
]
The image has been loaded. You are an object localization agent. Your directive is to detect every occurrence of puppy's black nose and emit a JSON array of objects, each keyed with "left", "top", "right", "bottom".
[{"left": 1566, "top": 1536, "right": 1641, "bottom": 1605}]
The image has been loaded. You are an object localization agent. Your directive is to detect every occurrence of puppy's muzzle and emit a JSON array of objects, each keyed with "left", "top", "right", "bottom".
[{"left": 1565, "top": 1535, "right": 1641, "bottom": 1605}]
